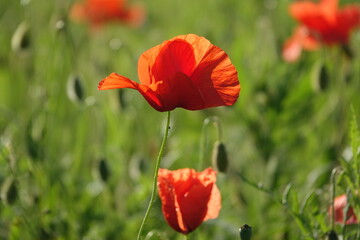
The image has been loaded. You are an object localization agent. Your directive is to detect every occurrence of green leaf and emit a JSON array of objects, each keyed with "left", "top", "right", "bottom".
[
  {"left": 285, "top": 184, "right": 300, "bottom": 213},
  {"left": 349, "top": 109, "right": 359, "bottom": 163}
]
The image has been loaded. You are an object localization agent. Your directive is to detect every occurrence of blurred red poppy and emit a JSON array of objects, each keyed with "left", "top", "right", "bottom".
[
  {"left": 98, "top": 34, "right": 240, "bottom": 112},
  {"left": 70, "top": 0, "right": 145, "bottom": 28},
  {"left": 282, "top": 25, "right": 320, "bottom": 62},
  {"left": 282, "top": 0, "right": 360, "bottom": 62},
  {"left": 329, "top": 194, "right": 358, "bottom": 225},
  {"left": 157, "top": 168, "right": 221, "bottom": 234}
]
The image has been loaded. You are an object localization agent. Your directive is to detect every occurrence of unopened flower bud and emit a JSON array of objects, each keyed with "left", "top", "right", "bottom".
[
  {"left": 239, "top": 224, "right": 252, "bottom": 240},
  {"left": 211, "top": 141, "right": 228, "bottom": 173},
  {"left": 1, "top": 177, "right": 18, "bottom": 205},
  {"left": 11, "top": 21, "right": 30, "bottom": 52},
  {"left": 312, "top": 62, "right": 329, "bottom": 92},
  {"left": 327, "top": 230, "right": 338, "bottom": 240},
  {"left": 67, "top": 75, "right": 85, "bottom": 103},
  {"left": 98, "top": 158, "right": 110, "bottom": 182}
]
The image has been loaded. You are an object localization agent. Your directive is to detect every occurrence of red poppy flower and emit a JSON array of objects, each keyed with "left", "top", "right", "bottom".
[
  {"left": 98, "top": 34, "right": 240, "bottom": 112},
  {"left": 70, "top": 0, "right": 145, "bottom": 28},
  {"left": 329, "top": 194, "right": 358, "bottom": 225},
  {"left": 282, "top": 0, "right": 360, "bottom": 62},
  {"left": 282, "top": 25, "right": 320, "bottom": 62},
  {"left": 157, "top": 168, "right": 221, "bottom": 234}
]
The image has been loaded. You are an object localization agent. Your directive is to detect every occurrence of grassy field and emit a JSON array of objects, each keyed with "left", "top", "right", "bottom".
[{"left": 1, "top": 0, "right": 360, "bottom": 239}]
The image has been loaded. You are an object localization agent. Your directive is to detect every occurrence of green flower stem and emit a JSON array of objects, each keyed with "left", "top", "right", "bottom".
[
  {"left": 184, "top": 234, "right": 190, "bottom": 240},
  {"left": 236, "top": 171, "right": 278, "bottom": 202},
  {"left": 330, "top": 168, "right": 338, "bottom": 230},
  {"left": 198, "top": 116, "right": 223, "bottom": 170},
  {"left": 137, "top": 111, "right": 171, "bottom": 240}
]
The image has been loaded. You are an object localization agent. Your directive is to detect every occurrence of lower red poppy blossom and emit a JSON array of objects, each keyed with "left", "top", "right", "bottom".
[
  {"left": 157, "top": 168, "right": 221, "bottom": 234},
  {"left": 98, "top": 34, "right": 240, "bottom": 112},
  {"left": 329, "top": 194, "right": 358, "bottom": 225}
]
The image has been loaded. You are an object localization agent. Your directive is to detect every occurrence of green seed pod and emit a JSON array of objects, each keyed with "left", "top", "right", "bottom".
[
  {"left": 98, "top": 158, "right": 110, "bottom": 182},
  {"left": 129, "top": 156, "right": 147, "bottom": 181},
  {"left": 117, "top": 89, "right": 127, "bottom": 110},
  {"left": 11, "top": 21, "right": 30, "bottom": 52},
  {"left": 211, "top": 141, "right": 228, "bottom": 173},
  {"left": 1, "top": 177, "right": 18, "bottom": 205},
  {"left": 239, "top": 224, "right": 252, "bottom": 240},
  {"left": 327, "top": 230, "right": 338, "bottom": 240},
  {"left": 25, "top": 117, "right": 44, "bottom": 160},
  {"left": 311, "top": 62, "right": 329, "bottom": 92},
  {"left": 67, "top": 75, "right": 85, "bottom": 103}
]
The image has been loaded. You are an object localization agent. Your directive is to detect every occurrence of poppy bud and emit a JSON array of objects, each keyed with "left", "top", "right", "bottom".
[
  {"left": 1, "top": 177, "right": 18, "bottom": 205},
  {"left": 98, "top": 158, "right": 110, "bottom": 182},
  {"left": 67, "top": 75, "right": 85, "bottom": 103},
  {"left": 25, "top": 116, "right": 45, "bottom": 160},
  {"left": 11, "top": 21, "right": 30, "bottom": 53},
  {"left": 239, "top": 224, "right": 252, "bottom": 240},
  {"left": 311, "top": 62, "right": 329, "bottom": 92},
  {"left": 117, "top": 89, "right": 127, "bottom": 110},
  {"left": 327, "top": 230, "right": 338, "bottom": 240},
  {"left": 129, "top": 156, "right": 148, "bottom": 181},
  {"left": 212, "top": 141, "right": 228, "bottom": 173}
]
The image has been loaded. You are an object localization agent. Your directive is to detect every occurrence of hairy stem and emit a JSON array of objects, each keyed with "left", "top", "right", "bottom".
[{"left": 137, "top": 111, "right": 171, "bottom": 240}]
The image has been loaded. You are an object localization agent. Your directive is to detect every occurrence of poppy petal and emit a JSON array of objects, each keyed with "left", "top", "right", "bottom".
[
  {"left": 137, "top": 43, "right": 161, "bottom": 85},
  {"left": 124, "top": 4, "right": 146, "bottom": 27},
  {"left": 190, "top": 45, "right": 240, "bottom": 107},
  {"left": 177, "top": 168, "right": 218, "bottom": 232},
  {"left": 179, "top": 34, "right": 213, "bottom": 65},
  {"left": 137, "top": 37, "right": 196, "bottom": 85},
  {"left": 158, "top": 171, "right": 186, "bottom": 233},
  {"left": 152, "top": 39, "right": 196, "bottom": 83},
  {"left": 290, "top": 0, "right": 337, "bottom": 31},
  {"left": 330, "top": 194, "right": 358, "bottom": 225},
  {"left": 172, "top": 35, "right": 239, "bottom": 106},
  {"left": 282, "top": 38, "right": 303, "bottom": 63},
  {"left": 178, "top": 181, "right": 213, "bottom": 233},
  {"left": 158, "top": 168, "right": 221, "bottom": 234},
  {"left": 70, "top": 0, "right": 145, "bottom": 28},
  {"left": 175, "top": 34, "right": 239, "bottom": 107},
  {"left": 151, "top": 72, "right": 204, "bottom": 111},
  {"left": 336, "top": 5, "right": 360, "bottom": 37},
  {"left": 70, "top": 4, "right": 87, "bottom": 22},
  {"left": 98, "top": 73, "right": 164, "bottom": 110},
  {"left": 204, "top": 184, "right": 221, "bottom": 221},
  {"left": 282, "top": 25, "right": 320, "bottom": 62},
  {"left": 98, "top": 72, "right": 139, "bottom": 90}
]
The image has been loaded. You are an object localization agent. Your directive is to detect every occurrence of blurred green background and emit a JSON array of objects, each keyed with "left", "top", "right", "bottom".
[{"left": 1, "top": 0, "right": 360, "bottom": 239}]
